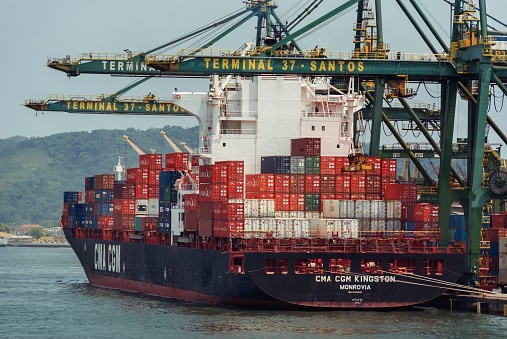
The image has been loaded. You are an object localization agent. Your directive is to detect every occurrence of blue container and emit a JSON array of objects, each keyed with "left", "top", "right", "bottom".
[
  {"left": 84, "top": 203, "right": 94, "bottom": 216},
  {"left": 405, "top": 221, "right": 414, "bottom": 237},
  {"left": 159, "top": 202, "right": 171, "bottom": 218},
  {"left": 63, "top": 192, "right": 80, "bottom": 204},
  {"left": 490, "top": 242, "right": 500, "bottom": 257},
  {"left": 452, "top": 228, "right": 466, "bottom": 242},
  {"left": 67, "top": 204, "right": 76, "bottom": 216},
  {"left": 75, "top": 203, "right": 86, "bottom": 216},
  {"left": 83, "top": 216, "right": 93, "bottom": 229},
  {"left": 450, "top": 214, "right": 465, "bottom": 229},
  {"left": 101, "top": 203, "right": 114, "bottom": 216},
  {"left": 261, "top": 156, "right": 291, "bottom": 174},
  {"left": 75, "top": 216, "right": 85, "bottom": 228},
  {"left": 158, "top": 217, "right": 171, "bottom": 233},
  {"left": 93, "top": 216, "right": 99, "bottom": 229},
  {"left": 160, "top": 171, "right": 181, "bottom": 186},
  {"left": 85, "top": 177, "right": 95, "bottom": 190}
]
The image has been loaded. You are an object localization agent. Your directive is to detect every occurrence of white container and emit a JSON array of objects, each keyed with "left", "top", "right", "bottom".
[
  {"left": 276, "top": 219, "right": 293, "bottom": 238},
  {"left": 371, "top": 219, "right": 386, "bottom": 232},
  {"left": 309, "top": 219, "right": 328, "bottom": 238},
  {"left": 259, "top": 199, "right": 275, "bottom": 218},
  {"left": 386, "top": 201, "right": 402, "bottom": 219},
  {"left": 358, "top": 219, "right": 371, "bottom": 233},
  {"left": 499, "top": 237, "right": 507, "bottom": 254},
  {"left": 322, "top": 200, "right": 340, "bottom": 219},
  {"left": 500, "top": 253, "right": 507, "bottom": 270},
  {"left": 135, "top": 199, "right": 148, "bottom": 215},
  {"left": 339, "top": 200, "right": 355, "bottom": 219},
  {"left": 499, "top": 269, "right": 507, "bottom": 284},
  {"left": 386, "top": 219, "right": 402, "bottom": 232},
  {"left": 275, "top": 211, "right": 290, "bottom": 218},
  {"left": 261, "top": 218, "right": 277, "bottom": 236},
  {"left": 290, "top": 211, "right": 305, "bottom": 219},
  {"left": 342, "top": 219, "right": 359, "bottom": 239},
  {"left": 305, "top": 211, "right": 321, "bottom": 219},
  {"left": 148, "top": 199, "right": 159, "bottom": 216},
  {"left": 244, "top": 218, "right": 253, "bottom": 238},
  {"left": 244, "top": 199, "right": 259, "bottom": 218},
  {"left": 355, "top": 200, "right": 371, "bottom": 219},
  {"left": 370, "top": 200, "right": 386, "bottom": 219}
]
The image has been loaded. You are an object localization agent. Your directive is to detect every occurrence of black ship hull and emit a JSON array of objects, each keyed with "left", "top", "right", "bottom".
[{"left": 65, "top": 229, "right": 465, "bottom": 308}]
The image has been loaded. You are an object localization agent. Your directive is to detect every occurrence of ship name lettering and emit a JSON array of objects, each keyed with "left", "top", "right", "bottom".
[
  {"left": 335, "top": 275, "right": 352, "bottom": 283},
  {"left": 354, "top": 276, "right": 396, "bottom": 283},
  {"left": 339, "top": 284, "right": 372, "bottom": 290},
  {"left": 94, "top": 244, "right": 121, "bottom": 273},
  {"left": 315, "top": 275, "right": 331, "bottom": 283}
]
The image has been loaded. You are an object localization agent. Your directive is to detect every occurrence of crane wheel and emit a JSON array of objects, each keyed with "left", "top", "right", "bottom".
[{"left": 488, "top": 170, "right": 507, "bottom": 197}]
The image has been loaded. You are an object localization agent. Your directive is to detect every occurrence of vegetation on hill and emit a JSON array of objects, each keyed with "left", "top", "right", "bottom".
[{"left": 0, "top": 125, "right": 198, "bottom": 226}]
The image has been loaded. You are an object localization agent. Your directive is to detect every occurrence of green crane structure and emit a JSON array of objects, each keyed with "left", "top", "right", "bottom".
[{"left": 25, "top": 0, "right": 507, "bottom": 283}]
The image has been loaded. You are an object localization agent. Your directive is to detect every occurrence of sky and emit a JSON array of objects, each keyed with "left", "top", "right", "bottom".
[{"left": 1, "top": 0, "right": 506, "bottom": 145}]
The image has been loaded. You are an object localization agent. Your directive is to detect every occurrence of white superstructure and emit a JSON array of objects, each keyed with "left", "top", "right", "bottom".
[{"left": 176, "top": 75, "right": 365, "bottom": 174}]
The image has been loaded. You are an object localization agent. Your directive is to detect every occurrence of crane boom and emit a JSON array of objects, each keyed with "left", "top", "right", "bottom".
[
  {"left": 180, "top": 142, "right": 194, "bottom": 154},
  {"left": 122, "top": 135, "right": 145, "bottom": 155},
  {"left": 160, "top": 131, "right": 182, "bottom": 153}
]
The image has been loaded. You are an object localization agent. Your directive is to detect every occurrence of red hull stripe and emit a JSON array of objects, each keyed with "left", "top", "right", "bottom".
[{"left": 86, "top": 273, "right": 284, "bottom": 307}]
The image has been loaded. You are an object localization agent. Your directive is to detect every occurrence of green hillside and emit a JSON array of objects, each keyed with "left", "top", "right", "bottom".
[{"left": 0, "top": 125, "right": 199, "bottom": 226}]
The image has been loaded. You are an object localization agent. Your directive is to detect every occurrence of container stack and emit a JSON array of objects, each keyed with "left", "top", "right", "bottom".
[
  {"left": 449, "top": 214, "right": 466, "bottom": 242},
  {"left": 481, "top": 214, "right": 507, "bottom": 278},
  {"left": 159, "top": 170, "right": 182, "bottom": 233},
  {"left": 197, "top": 161, "right": 245, "bottom": 237},
  {"left": 61, "top": 191, "right": 83, "bottom": 229}
]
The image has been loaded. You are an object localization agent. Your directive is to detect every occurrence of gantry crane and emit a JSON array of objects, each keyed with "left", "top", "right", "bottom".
[{"left": 25, "top": 0, "right": 507, "bottom": 282}]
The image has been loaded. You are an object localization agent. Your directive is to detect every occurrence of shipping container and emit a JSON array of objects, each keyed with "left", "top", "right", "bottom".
[
  {"left": 184, "top": 211, "right": 199, "bottom": 231},
  {"left": 304, "top": 193, "right": 321, "bottom": 211},
  {"left": 216, "top": 160, "right": 244, "bottom": 180},
  {"left": 305, "top": 156, "right": 321, "bottom": 174},
  {"left": 165, "top": 152, "right": 189, "bottom": 171},
  {"left": 339, "top": 200, "right": 355, "bottom": 219},
  {"left": 198, "top": 164, "right": 214, "bottom": 183},
  {"left": 259, "top": 174, "right": 275, "bottom": 192},
  {"left": 355, "top": 200, "right": 371, "bottom": 219},
  {"left": 290, "top": 156, "right": 306, "bottom": 174},
  {"left": 320, "top": 175, "right": 336, "bottom": 193},
  {"left": 135, "top": 199, "right": 148, "bottom": 215},
  {"left": 386, "top": 200, "right": 402, "bottom": 219},
  {"left": 289, "top": 174, "right": 305, "bottom": 193},
  {"left": 305, "top": 174, "right": 320, "bottom": 193},
  {"left": 261, "top": 156, "right": 290, "bottom": 174},
  {"left": 291, "top": 138, "right": 321, "bottom": 156},
  {"left": 140, "top": 154, "right": 163, "bottom": 170},
  {"left": 259, "top": 199, "right": 276, "bottom": 218},
  {"left": 320, "top": 156, "right": 336, "bottom": 175},
  {"left": 245, "top": 174, "right": 260, "bottom": 192},
  {"left": 199, "top": 219, "right": 213, "bottom": 237},
  {"left": 274, "top": 174, "right": 290, "bottom": 193},
  {"left": 244, "top": 199, "right": 260, "bottom": 218},
  {"left": 63, "top": 192, "right": 81, "bottom": 204}
]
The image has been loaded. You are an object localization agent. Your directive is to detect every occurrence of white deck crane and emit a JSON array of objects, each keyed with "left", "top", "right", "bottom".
[
  {"left": 160, "top": 131, "right": 196, "bottom": 187},
  {"left": 113, "top": 156, "right": 125, "bottom": 181},
  {"left": 122, "top": 135, "right": 145, "bottom": 155},
  {"left": 180, "top": 142, "right": 194, "bottom": 154}
]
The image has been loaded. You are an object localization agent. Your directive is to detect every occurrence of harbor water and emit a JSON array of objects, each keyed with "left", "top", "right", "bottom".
[{"left": 1, "top": 247, "right": 507, "bottom": 338}]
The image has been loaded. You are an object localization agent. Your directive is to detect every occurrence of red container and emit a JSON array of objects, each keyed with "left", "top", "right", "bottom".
[
  {"left": 184, "top": 193, "right": 198, "bottom": 212},
  {"left": 165, "top": 153, "right": 189, "bottom": 171},
  {"left": 148, "top": 185, "right": 159, "bottom": 199},
  {"left": 305, "top": 175, "right": 320, "bottom": 193},
  {"left": 335, "top": 157, "right": 350, "bottom": 173},
  {"left": 381, "top": 159, "right": 397, "bottom": 178},
  {"left": 260, "top": 174, "right": 275, "bottom": 192},
  {"left": 228, "top": 220, "right": 244, "bottom": 238},
  {"left": 289, "top": 194, "right": 305, "bottom": 211},
  {"left": 212, "top": 184, "right": 228, "bottom": 202},
  {"left": 260, "top": 192, "right": 275, "bottom": 199},
  {"left": 291, "top": 138, "right": 321, "bottom": 156},
  {"left": 245, "top": 174, "right": 260, "bottom": 192},
  {"left": 199, "top": 183, "right": 213, "bottom": 202},
  {"left": 406, "top": 203, "right": 432, "bottom": 222},
  {"left": 98, "top": 216, "right": 114, "bottom": 230},
  {"left": 135, "top": 184, "right": 148, "bottom": 199},
  {"left": 85, "top": 190, "right": 95, "bottom": 203},
  {"left": 350, "top": 193, "right": 366, "bottom": 200},
  {"left": 350, "top": 173, "right": 366, "bottom": 193},
  {"left": 275, "top": 193, "right": 290, "bottom": 211},
  {"left": 216, "top": 160, "right": 244, "bottom": 180},
  {"left": 140, "top": 154, "right": 163, "bottom": 169},
  {"left": 402, "top": 184, "right": 418, "bottom": 202},
  {"left": 191, "top": 156, "right": 199, "bottom": 167},
  {"left": 491, "top": 214, "right": 505, "bottom": 229},
  {"left": 275, "top": 174, "right": 290, "bottom": 193},
  {"left": 113, "top": 199, "right": 123, "bottom": 215},
  {"left": 336, "top": 193, "right": 351, "bottom": 200},
  {"left": 228, "top": 180, "right": 244, "bottom": 199},
  {"left": 199, "top": 165, "right": 214, "bottom": 183},
  {"left": 127, "top": 168, "right": 149, "bottom": 184},
  {"left": 485, "top": 228, "right": 500, "bottom": 243},
  {"left": 365, "top": 174, "right": 382, "bottom": 194},
  {"left": 200, "top": 202, "right": 214, "bottom": 220},
  {"left": 321, "top": 156, "right": 336, "bottom": 175},
  {"left": 384, "top": 183, "right": 403, "bottom": 200},
  {"left": 245, "top": 192, "right": 260, "bottom": 199},
  {"left": 184, "top": 211, "right": 198, "bottom": 231},
  {"left": 94, "top": 174, "right": 115, "bottom": 190},
  {"left": 320, "top": 175, "right": 336, "bottom": 193},
  {"left": 212, "top": 163, "right": 228, "bottom": 184},
  {"left": 148, "top": 170, "right": 160, "bottom": 186},
  {"left": 430, "top": 205, "right": 439, "bottom": 223},
  {"left": 335, "top": 174, "right": 351, "bottom": 193},
  {"left": 224, "top": 202, "right": 244, "bottom": 221},
  {"left": 289, "top": 174, "right": 306, "bottom": 193},
  {"left": 213, "top": 219, "right": 228, "bottom": 238},
  {"left": 199, "top": 219, "right": 213, "bottom": 237},
  {"left": 124, "top": 183, "right": 136, "bottom": 199},
  {"left": 113, "top": 183, "right": 124, "bottom": 199}
]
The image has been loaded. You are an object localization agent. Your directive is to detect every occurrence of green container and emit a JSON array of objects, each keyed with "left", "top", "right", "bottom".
[
  {"left": 304, "top": 193, "right": 321, "bottom": 211},
  {"left": 163, "top": 186, "right": 178, "bottom": 203},
  {"left": 305, "top": 156, "right": 321, "bottom": 174}
]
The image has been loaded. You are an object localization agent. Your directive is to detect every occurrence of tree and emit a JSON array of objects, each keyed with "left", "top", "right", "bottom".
[
  {"left": 0, "top": 224, "right": 11, "bottom": 233},
  {"left": 27, "top": 227, "right": 46, "bottom": 240}
]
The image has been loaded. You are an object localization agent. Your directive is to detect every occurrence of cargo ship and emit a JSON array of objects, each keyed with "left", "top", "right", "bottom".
[{"left": 61, "top": 75, "right": 465, "bottom": 308}]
